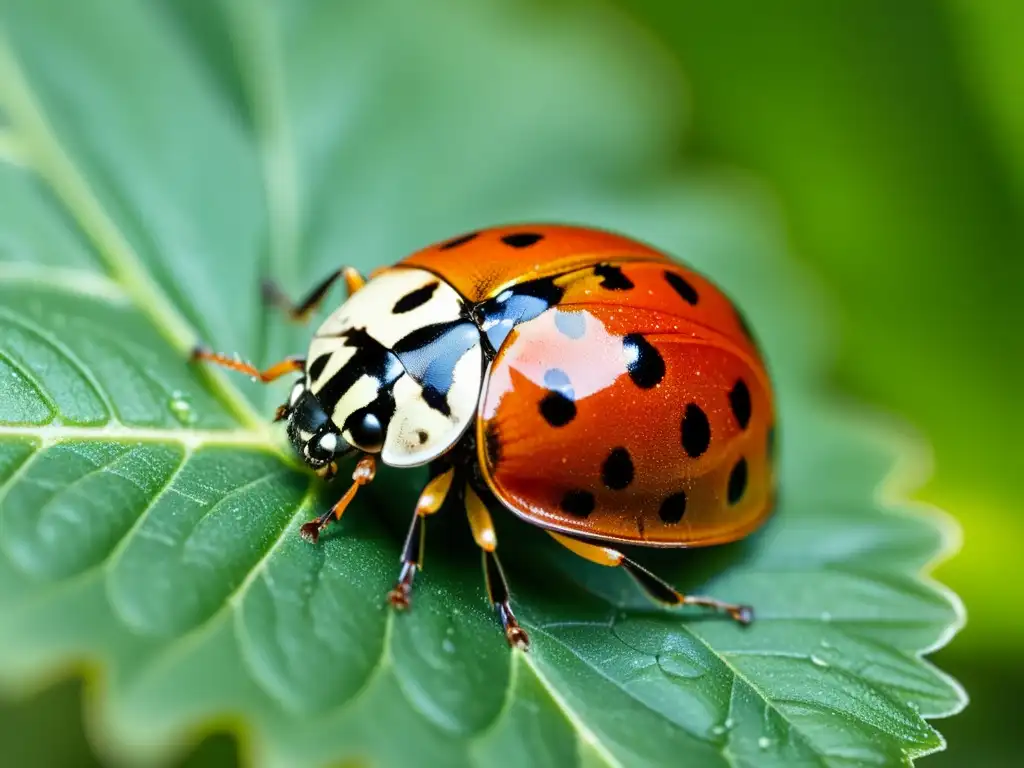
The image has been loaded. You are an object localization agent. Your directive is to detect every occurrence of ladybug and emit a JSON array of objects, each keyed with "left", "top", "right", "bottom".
[{"left": 193, "top": 225, "right": 776, "bottom": 649}]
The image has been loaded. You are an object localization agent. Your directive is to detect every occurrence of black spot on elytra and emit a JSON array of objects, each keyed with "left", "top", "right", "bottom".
[
  {"left": 501, "top": 232, "right": 544, "bottom": 248},
  {"left": 539, "top": 369, "right": 576, "bottom": 427},
  {"left": 392, "top": 281, "right": 439, "bottom": 314},
  {"left": 560, "top": 489, "right": 594, "bottom": 518},
  {"left": 554, "top": 309, "right": 586, "bottom": 339},
  {"left": 416, "top": 430, "right": 429, "bottom": 445},
  {"left": 602, "top": 447, "right": 634, "bottom": 490},
  {"left": 681, "top": 404, "right": 711, "bottom": 458},
  {"left": 729, "top": 379, "right": 752, "bottom": 430},
  {"left": 595, "top": 263, "right": 634, "bottom": 290},
  {"left": 307, "top": 354, "right": 331, "bottom": 382},
  {"left": 659, "top": 491, "right": 687, "bottom": 524},
  {"left": 539, "top": 391, "right": 576, "bottom": 427},
  {"left": 728, "top": 457, "right": 748, "bottom": 504},
  {"left": 484, "top": 422, "right": 502, "bottom": 467},
  {"left": 664, "top": 270, "right": 699, "bottom": 305},
  {"left": 439, "top": 231, "right": 478, "bottom": 250},
  {"left": 623, "top": 334, "right": 665, "bottom": 389}
]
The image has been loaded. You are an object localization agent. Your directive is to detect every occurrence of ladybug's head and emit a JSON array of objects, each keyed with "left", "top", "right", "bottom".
[
  {"left": 281, "top": 378, "right": 354, "bottom": 478},
  {"left": 281, "top": 268, "right": 488, "bottom": 472}
]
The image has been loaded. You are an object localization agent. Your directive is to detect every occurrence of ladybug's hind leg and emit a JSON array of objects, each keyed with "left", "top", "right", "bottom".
[
  {"left": 547, "top": 532, "right": 753, "bottom": 625},
  {"left": 262, "top": 266, "right": 366, "bottom": 323},
  {"left": 465, "top": 484, "right": 529, "bottom": 651},
  {"left": 386, "top": 467, "right": 455, "bottom": 610}
]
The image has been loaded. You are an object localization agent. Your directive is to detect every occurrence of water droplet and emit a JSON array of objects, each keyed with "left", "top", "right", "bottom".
[
  {"left": 907, "top": 700, "right": 920, "bottom": 712},
  {"left": 657, "top": 652, "right": 707, "bottom": 680},
  {"left": 168, "top": 391, "right": 195, "bottom": 425},
  {"left": 441, "top": 638, "right": 456, "bottom": 654},
  {"left": 820, "top": 610, "right": 832, "bottom": 622},
  {"left": 820, "top": 639, "right": 832, "bottom": 649},
  {"left": 810, "top": 654, "right": 829, "bottom": 668},
  {"left": 711, "top": 718, "right": 735, "bottom": 737},
  {"left": 758, "top": 736, "right": 773, "bottom": 750}
]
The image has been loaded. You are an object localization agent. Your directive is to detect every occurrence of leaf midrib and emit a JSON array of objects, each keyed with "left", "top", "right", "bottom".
[{"left": 0, "top": 423, "right": 279, "bottom": 451}]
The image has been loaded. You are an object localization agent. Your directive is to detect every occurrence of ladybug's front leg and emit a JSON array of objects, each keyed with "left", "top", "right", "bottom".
[
  {"left": 387, "top": 467, "right": 455, "bottom": 610},
  {"left": 464, "top": 484, "right": 529, "bottom": 651},
  {"left": 547, "top": 532, "right": 753, "bottom": 625},
  {"left": 299, "top": 456, "right": 376, "bottom": 543}
]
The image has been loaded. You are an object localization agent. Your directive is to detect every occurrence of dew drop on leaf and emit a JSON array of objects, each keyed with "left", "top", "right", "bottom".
[
  {"left": 758, "top": 737, "right": 773, "bottom": 750},
  {"left": 168, "top": 391, "right": 195, "bottom": 425},
  {"left": 657, "top": 652, "right": 708, "bottom": 680},
  {"left": 711, "top": 718, "right": 734, "bottom": 736},
  {"left": 810, "top": 654, "right": 829, "bottom": 668}
]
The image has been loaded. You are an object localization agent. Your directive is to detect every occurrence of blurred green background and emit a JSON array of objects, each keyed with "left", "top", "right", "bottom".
[
  {"left": 620, "top": 2, "right": 1022, "bottom": 766},
  {"left": 2, "top": 0, "right": 1020, "bottom": 765}
]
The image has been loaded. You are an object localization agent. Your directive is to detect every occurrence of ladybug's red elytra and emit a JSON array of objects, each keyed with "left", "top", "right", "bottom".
[{"left": 193, "top": 224, "right": 776, "bottom": 649}]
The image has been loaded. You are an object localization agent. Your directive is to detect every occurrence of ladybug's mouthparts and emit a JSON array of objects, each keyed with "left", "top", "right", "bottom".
[{"left": 286, "top": 390, "right": 351, "bottom": 469}]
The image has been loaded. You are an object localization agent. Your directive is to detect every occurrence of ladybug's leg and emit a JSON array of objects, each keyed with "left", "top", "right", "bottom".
[
  {"left": 262, "top": 266, "right": 366, "bottom": 323},
  {"left": 465, "top": 484, "right": 530, "bottom": 650},
  {"left": 190, "top": 349, "right": 305, "bottom": 383},
  {"left": 547, "top": 532, "right": 753, "bottom": 625},
  {"left": 299, "top": 455, "right": 376, "bottom": 543},
  {"left": 387, "top": 467, "right": 455, "bottom": 610}
]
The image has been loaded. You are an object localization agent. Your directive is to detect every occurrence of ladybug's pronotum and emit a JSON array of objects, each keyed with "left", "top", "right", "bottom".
[{"left": 194, "top": 225, "right": 776, "bottom": 649}]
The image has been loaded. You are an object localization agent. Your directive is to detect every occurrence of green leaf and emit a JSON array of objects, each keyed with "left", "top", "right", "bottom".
[{"left": 0, "top": 1, "right": 964, "bottom": 766}]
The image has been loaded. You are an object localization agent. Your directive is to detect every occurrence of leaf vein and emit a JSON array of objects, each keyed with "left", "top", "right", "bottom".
[
  {"left": 520, "top": 649, "right": 625, "bottom": 768},
  {"left": 129, "top": 483, "right": 315, "bottom": 689},
  {"left": 0, "top": 32, "right": 267, "bottom": 432},
  {"left": 0, "top": 307, "right": 115, "bottom": 420}
]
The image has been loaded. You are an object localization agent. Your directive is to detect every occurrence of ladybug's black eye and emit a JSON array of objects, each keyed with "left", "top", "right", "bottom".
[{"left": 347, "top": 412, "right": 384, "bottom": 452}]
